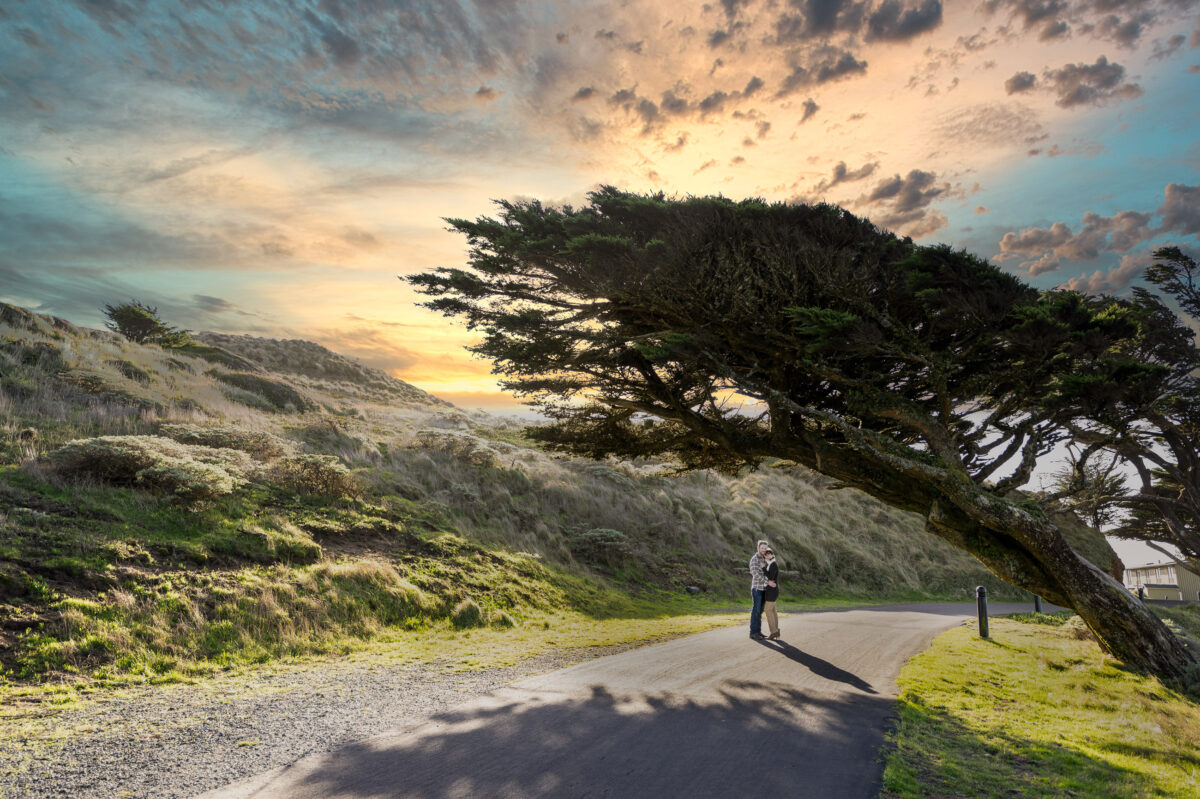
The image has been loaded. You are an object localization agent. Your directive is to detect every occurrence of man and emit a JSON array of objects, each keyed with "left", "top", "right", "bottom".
[{"left": 749, "top": 539, "right": 774, "bottom": 640}]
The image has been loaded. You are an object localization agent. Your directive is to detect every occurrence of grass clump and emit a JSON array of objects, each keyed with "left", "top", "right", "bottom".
[
  {"left": 450, "top": 598, "right": 487, "bottom": 629},
  {"left": 881, "top": 618, "right": 1200, "bottom": 799}
]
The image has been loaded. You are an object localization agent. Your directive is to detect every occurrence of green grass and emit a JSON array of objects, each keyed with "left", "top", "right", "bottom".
[{"left": 882, "top": 614, "right": 1200, "bottom": 798}]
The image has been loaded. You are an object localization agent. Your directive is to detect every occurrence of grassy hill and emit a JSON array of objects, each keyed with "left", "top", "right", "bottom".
[{"left": 0, "top": 302, "right": 1118, "bottom": 686}]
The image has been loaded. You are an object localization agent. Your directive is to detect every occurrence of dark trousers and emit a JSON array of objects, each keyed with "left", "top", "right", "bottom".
[{"left": 750, "top": 588, "right": 765, "bottom": 635}]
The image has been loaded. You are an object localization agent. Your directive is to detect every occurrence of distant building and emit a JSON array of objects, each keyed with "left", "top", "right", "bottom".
[{"left": 1124, "top": 561, "right": 1200, "bottom": 601}]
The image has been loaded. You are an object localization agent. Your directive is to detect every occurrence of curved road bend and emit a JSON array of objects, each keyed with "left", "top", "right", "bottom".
[{"left": 199, "top": 602, "right": 1047, "bottom": 799}]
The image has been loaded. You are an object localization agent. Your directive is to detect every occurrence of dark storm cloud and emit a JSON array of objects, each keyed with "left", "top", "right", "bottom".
[
  {"left": 984, "top": 0, "right": 1182, "bottom": 46},
  {"left": 698, "top": 90, "right": 731, "bottom": 115},
  {"left": 1039, "top": 18, "right": 1070, "bottom": 39},
  {"left": 1004, "top": 71, "right": 1037, "bottom": 93},
  {"left": 720, "top": 0, "right": 754, "bottom": 19},
  {"left": 865, "top": 0, "right": 943, "bottom": 41},
  {"left": 817, "top": 160, "right": 879, "bottom": 192},
  {"left": 1044, "top": 55, "right": 1141, "bottom": 107},
  {"left": 776, "top": 48, "right": 868, "bottom": 97},
  {"left": 773, "top": 0, "right": 869, "bottom": 44},
  {"left": 867, "top": 169, "right": 945, "bottom": 213},
  {"left": 708, "top": 28, "right": 735, "bottom": 47},
  {"left": 660, "top": 89, "right": 690, "bottom": 115},
  {"left": 982, "top": 0, "right": 1069, "bottom": 35},
  {"left": 797, "top": 160, "right": 878, "bottom": 201},
  {"left": 853, "top": 169, "right": 952, "bottom": 237}
]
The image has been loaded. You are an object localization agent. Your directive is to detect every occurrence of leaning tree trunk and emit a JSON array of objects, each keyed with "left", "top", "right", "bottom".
[
  {"left": 788, "top": 440, "right": 1197, "bottom": 680},
  {"left": 924, "top": 493, "right": 1195, "bottom": 679}
]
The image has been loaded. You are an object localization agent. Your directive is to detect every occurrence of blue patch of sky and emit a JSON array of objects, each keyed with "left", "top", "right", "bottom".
[{"left": 939, "top": 62, "right": 1200, "bottom": 285}]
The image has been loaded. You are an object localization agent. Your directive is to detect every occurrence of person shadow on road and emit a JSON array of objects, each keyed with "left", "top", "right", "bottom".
[{"left": 755, "top": 639, "right": 877, "bottom": 694}]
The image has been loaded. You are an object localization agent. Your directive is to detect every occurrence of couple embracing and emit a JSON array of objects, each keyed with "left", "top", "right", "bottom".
[{"left": 748, "top": 539, "right": 781, "bottom": 641}]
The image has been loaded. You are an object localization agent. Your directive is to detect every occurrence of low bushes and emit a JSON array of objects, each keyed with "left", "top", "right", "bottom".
[
  {"left": 42, "top": 435, "right": 253, "bottom": 503},
  {"left": 158, "top": 423, "right": 290, "bottom": 460},
  {"left": 264, "top": 454, "right": 360, "bottom": 498}
]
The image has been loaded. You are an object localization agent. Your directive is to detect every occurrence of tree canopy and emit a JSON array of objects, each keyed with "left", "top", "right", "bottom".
[{"left": 409, "top": 187, "right": 1195, "bottom": 678}]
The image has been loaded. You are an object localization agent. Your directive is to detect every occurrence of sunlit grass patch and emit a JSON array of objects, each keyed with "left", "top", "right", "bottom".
[{"left": 882, "top": 618, "right": 1200, "bottom": 799}]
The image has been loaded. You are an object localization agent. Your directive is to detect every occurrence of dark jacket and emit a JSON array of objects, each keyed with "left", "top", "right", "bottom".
[{"left": 763, "top": 560, "right": 779, "bottom": 602}]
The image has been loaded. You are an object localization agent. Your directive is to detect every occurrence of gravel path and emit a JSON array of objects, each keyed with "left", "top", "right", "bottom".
[{"left": 0, "top": 642, "right": 655, "bottom": 799}]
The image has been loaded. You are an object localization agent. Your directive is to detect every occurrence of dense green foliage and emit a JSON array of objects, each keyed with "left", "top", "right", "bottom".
[{"left": 410, "top": 187, "right": 1193, "bottom": 677}]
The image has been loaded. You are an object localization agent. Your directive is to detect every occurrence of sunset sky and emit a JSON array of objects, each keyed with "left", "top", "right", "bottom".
[{"left": 2, "top": 0, "right": 1198, "bottom": 413}]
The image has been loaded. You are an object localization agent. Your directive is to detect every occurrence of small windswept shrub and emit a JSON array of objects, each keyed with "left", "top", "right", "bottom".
[
  {"left": 264, "top": 454, "right": 360, "bottom": 498},
  {"left": 211, "top": 371, "right": 315, "bottom": 413},
  {"left": 566, "top": 527, "right": 635, "bottom": 569},
  {"left": 158, "top": 423, "right": 290, "bottom": 460},
  {"left": 42, "top": 435, "right": 253, "bottom": 503},
  {"left": 451, "top": 597, "right": 487, "bottom": 629}
]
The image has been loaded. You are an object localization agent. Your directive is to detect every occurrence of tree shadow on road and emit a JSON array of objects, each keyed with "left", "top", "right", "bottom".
[
  {"left": 754, "top": 638, "right": 877, "bottom": 693},
  {"left": 284, "top": 682, "right": 895, "bottom": 798}
]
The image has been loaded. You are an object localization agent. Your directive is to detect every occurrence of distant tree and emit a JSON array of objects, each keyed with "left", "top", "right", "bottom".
[
  {"left": 102, "top": 300, "right": 191, "bottom": 347},
  {"left": 1067, "top": 247, "right": 1200, "bottom": 578},
  {"left": 409, "top": 187, "right": 1194, "bottom": 679},
  {"left": 1047, "top": 449, "right": 1128, "bottom": 532}
]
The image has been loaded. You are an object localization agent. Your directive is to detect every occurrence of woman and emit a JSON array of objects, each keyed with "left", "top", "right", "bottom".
[{"left": 762, "top": 548, "right": 780, "bottom": 640}]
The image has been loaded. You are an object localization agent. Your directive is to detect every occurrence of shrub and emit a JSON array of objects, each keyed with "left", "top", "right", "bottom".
[
  {"left": 566, "top": 527, "right": 635, "bottom": 568},
  {"left": 264, "top": 454, "right": 360, "bottom": 498},
  {"left": 451, "top": 598, "right": 487, "bottom": 629},
  {"left": 211, "top": 371, "right": 315, "bottom": 412},
  {"left": 42, "top": 435, "right": 253, "bottom": 503},
  {"left": 158, "top": 424, "right": 289, "bottom": 460}
]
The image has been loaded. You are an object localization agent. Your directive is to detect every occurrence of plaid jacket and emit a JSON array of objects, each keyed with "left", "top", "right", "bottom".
[{"left": 749, "top": 553, "right": 769, "bottom": 590}]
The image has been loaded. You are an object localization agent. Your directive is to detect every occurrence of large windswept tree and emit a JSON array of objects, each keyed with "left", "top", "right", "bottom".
[{"left": 409, "top": 187, "right": 1195, "bottom": 678}]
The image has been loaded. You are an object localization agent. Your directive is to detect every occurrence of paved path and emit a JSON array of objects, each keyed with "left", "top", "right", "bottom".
[{"left": 199, "top": 602, "right": 1046, "bottom": 799}]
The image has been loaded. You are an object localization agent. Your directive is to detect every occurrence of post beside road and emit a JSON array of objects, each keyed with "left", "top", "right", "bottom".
[{"left": 976, "top": 585, "right": 989, "bottom": 639}]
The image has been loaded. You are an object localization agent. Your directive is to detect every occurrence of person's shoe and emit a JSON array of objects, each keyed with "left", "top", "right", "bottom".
[
  {"left": 768, "top": 632, "right": 780, "bottom": 640},
  {"left": 750, "top": 633, "right": 766, "bottom": 640}
]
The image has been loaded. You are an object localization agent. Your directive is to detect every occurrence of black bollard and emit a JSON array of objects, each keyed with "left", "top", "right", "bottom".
[
  {"left": 976, "top": 585, "right": 989, "bottom": 639},
  {"left": 1034, "top": 595, "right": 1043, "bottom": 613}
]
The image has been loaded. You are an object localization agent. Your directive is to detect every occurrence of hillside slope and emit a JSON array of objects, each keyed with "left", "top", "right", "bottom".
[{"left": 0, "top": 302, "right": 1119, "bottom": 684}]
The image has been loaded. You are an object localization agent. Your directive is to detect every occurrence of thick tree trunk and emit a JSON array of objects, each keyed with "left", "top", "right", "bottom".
[
  {"left": 925, "top": 497, "right": 1195, "bottom": 679},
  {"left": 785, "top": 440, "right": 1197, "bottom": 680}
]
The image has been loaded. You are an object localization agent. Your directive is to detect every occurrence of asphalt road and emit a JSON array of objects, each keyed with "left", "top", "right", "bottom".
[{"left": 199, "top": 602, "right": 1047, "bottom": 799}]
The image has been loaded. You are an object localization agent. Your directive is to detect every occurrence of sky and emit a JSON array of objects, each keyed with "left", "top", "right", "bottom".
[{"left": 2, "top": 0, "right": 1196, "bottom": 565}]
